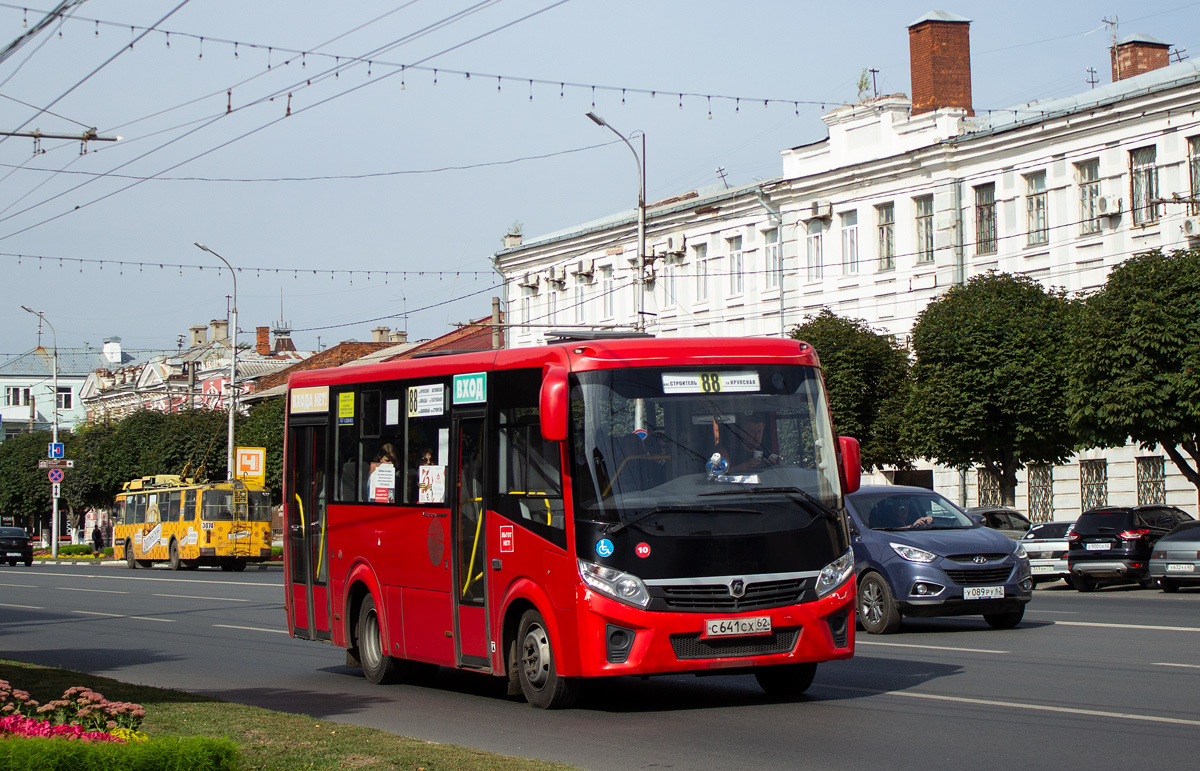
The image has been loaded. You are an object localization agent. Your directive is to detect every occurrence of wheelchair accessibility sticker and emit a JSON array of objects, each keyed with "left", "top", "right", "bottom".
[{"left": 595, "top": 539, "right": 614, "bottom": 558}]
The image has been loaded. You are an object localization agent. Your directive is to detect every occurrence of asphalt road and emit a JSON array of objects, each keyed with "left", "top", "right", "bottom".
[{"left": 2, "top": 564, "right": 1198, "bottom": 770}]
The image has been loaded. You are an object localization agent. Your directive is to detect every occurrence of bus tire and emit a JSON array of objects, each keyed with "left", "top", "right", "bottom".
[
  {"left": 168, "top": 541, "right": 181, "bottom": 571},
  {"left": 516, "top": 609, "right": 579, "bottom": 709},
  {"left": 125, "top": 540, "right": 138, "bottom": 570},
  {"left": 754, "top": 662, "right": 818, "bottom": 697},
  {"left": 231, "top": 559, "right": 247, "bottom": 572},
  {"left": 357, "top": 595, "right": 400, "bottom": 685}
]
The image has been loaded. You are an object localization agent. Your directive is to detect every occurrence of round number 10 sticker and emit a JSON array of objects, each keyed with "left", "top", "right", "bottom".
[{"left": 636, "top": 542, "right": 651, "bottom": 558}]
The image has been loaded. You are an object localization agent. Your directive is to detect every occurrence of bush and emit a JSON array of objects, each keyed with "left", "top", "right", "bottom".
[
  {"left": 56, "top": 545, "right": 95, "bottom": 557},
  {"left": 0, "top": 735, "right": 239, "bottom": 771}
]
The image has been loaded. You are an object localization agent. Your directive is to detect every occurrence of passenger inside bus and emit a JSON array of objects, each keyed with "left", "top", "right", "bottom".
[
  {"left": 720, "top": 413, "right": 779, "bottom": 473},
  {"left": 366, "top": 443, "right": 398, "bottom": 503}
]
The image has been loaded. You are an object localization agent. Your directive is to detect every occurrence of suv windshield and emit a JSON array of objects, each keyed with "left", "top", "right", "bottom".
[
  {"left": 852, "top": 491, "right": 973, "bottom": 531},
  {"left": 569, "top": 365, "right": 841, "bottom": 534}
]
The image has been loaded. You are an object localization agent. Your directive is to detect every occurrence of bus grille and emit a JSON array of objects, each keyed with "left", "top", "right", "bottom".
[
  {"left": 655, "top": 579, "right": 807, "bottom": 612},
  {"left": 943, "top": 567, "right": 1013, "bottom": 585},
  {"left": 669, "top": 629, "right": 800, "bottom": 660}
]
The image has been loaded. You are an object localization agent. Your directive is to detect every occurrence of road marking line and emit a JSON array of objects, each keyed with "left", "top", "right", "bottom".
[
  {"left": 20, "top": 572, "right": 273, "bottom": 588},
  {"left": 57, "top": 587, "right": 128, "bottom": 594},
  {"left": 1153, "top": 662, "right": 1200, "bottom": 669},
  {"left": 213, "top": 624, "right": 288, "bottom": 635},
  {"left": 856, "top": 641, "right": 1009, "bottom": 654},
  {"left": 0, "top": 602, "right": 43, "bottom": 609},
  {"left": 1055, "top": 621, "right": 1200, "bottom": 633},
  {"left": 0, "top": 583, "right": 35, "bottom": 588},
  {"left": 1026, "top": 609, "right": 1078, "bottom": 614},
  {"left": 825, "top": 685, "right": 1200, "bottom": 727},
  {"left": 72, "top": 610, "right": 173, "bottom": 623},
  {"left": 154, "top": 593, "right": 249, "bottom": 602}
]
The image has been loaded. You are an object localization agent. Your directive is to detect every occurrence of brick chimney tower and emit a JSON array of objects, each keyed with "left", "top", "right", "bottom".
[
  {"left": 1111, "top": 33, "right": 1171, "bottom": 82},
  {"left": 256, "top": 326, "right": 271, "bottom": 356},
  {"left": 908, "top": 11, "right": 973, "bottom": 117}
]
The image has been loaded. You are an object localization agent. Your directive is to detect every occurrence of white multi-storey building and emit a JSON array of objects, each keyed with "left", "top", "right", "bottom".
[{"left": 494, "top": 13, "right": 1200, "bottom": 521}]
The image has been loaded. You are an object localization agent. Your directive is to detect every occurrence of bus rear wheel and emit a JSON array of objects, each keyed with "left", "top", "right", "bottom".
[
  {"left": 125, "top": 540, "right": 138, "bottom": 570},
  {"left": 516, "top": 609, "right": 579, "bottom": 709},
  {"left": 754, "top": 662, "right": 818, "bottom": 697},
  {"left": 168, "top": 541, "right": 181, "bottom": 571}
]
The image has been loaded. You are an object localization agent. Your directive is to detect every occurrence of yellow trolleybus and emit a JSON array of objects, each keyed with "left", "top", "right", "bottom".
[{"left": 113, "top": 475, "right": 273, "bottom": 571}]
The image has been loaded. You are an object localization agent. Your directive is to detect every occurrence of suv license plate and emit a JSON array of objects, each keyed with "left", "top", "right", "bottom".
[
  {"left": 1086, "top": 542, "right": 1110, "bottom": 550},
  {"left": 703, "top": 616, "right": 771, "bottom": 639},
  {"left": 1031, "top": 565, "right": 1053, "bottom": 574},
  {"left": 4, "top": 552, "right": 20, "bottom": 557},
  {"left": 1167, "top": 563, "right": 1196, "bottom": 573},
  {"left": 963, "top": 586, "right": 1004, "bottom": 600}
]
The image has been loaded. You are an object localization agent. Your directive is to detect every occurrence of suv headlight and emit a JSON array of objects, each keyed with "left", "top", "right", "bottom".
[
  {"left": 890, "top": 542, "right": 938, "bottom": 563},
  {"left": 578, "top": 559, "right": 651, "bottom": 608},
  {"left": 1013, "top": 542, "right": 1028, "bottom": 559},
  {"left": 815, "top": 547, "right": 854, "bottom": 598}
]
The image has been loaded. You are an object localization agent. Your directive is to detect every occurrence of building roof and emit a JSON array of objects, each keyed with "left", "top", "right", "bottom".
[
  {"left": 909, "top": 10, "right": 971, "bottom": 26},
  {"left": 254, "top": 341, "right": 403, "bottom": 391},
  {"left": 385, "top": 316, "right": 501, "bottom": 360},
  {"left": 0, "top": 346, "right": 161, "bottom": 378}
]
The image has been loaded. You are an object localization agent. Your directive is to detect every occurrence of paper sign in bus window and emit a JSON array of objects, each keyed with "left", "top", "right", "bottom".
[
  {"left": 369, "top": 463, "right": 396, "bottom": 503},
  {"left": 338, "top": 392, "right": 355, "bottom": 425},
  {"left": 419, "top": 465, "right": 446, "bottom": 503}
]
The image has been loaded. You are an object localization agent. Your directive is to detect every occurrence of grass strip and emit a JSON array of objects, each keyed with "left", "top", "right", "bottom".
[
  {"left": 0, "top": 735, "right": 237, "bottom": 771},
  {"left": 0, "top": 660, "right": 577, "bottom": 771}
]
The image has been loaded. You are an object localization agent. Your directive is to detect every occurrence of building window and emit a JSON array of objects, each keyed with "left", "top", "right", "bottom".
[
  {"left": 520, "top": 296, "right": 530, "bottom": 329},
  {"left": 876, "top": 203, "right": 895, "bottom": 271},
  {"left": 56, "top": 387, "right": 72, "bottom": 410},
  {"left": 1136, "top": 456, "right": 1166, "bottom": 506},
  {"left": 1027, "top": 464, "right": 1053, "bottom": 523},
  {"left": 840, "top": 212, "right": 858, "bottom": 274},
  {"left": 976, "top": 467, "right": 1001, "bottom": 507},
  {"left": 547, "top": 291, "right": 557, "bottom": 327},
  {"left": 5, "top": 387, "right": 30, "bottom": 407},
  {"left": 763, "top": 229, "right": 781, "bottom": 289},
  {"left": 974, "top": 183, "right": 996, "bottom": 255},
  {"left": 727, "top": 235, "right": 743, "bottom": 295},
  {"left": 694, "top": 243, "right": 708, "bottom": 302},
  {"left": 1079, "top": 459, "right": 1108, "bottom": 512},
  {"left": 806, "top": 224, "right": 823, "bottom": 282},
  {"left": 1026, "top": 172, "right": 1048, "bottom": 245},
  {"left": 915, "top": 195, "right": 934, "bottom": 263},
  {"left": 601, "top": 266, "right": 614, "bottom": 319},
  {"left": 574, "top": 284, "right": 585, "bottom": 324},
  {"left": 1078, "top": 159, "right": 1101, "bottom": 235},
  {"left": 1131, "top": 146, "right": 1159, "bottom": 225},
  {"left": 661, "top": 262, "right": 677, "bottom": 308},
  {"left": 1189, "top": 137, "right": 1200, "bottom": 216}
]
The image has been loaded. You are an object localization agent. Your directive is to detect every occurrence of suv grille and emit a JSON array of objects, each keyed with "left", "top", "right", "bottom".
[
  {"left": 655, "top": 579, "right": 808, "bottom": 612},
  {"left": 943, "top": 566, "right": 1013, "bottom": 585},
  {"left": 946, "top": 553, "right": 1008, "bottom": 563},
  {"left": 669, "top": 629, "right": 799, "bottom": 660}
]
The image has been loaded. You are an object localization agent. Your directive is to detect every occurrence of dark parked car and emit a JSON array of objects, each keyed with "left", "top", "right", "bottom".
[
  {"left": 1022, "top": 521, "right": 1073, "bottom": 586},
  {"left": 0, "top": 526, "right": 33, "bottom": 566},
  {"left": 968, "top": 506, "right": 1033, "bottom": 540},
  {"left": 845, "top": 485, "right": 1033, "bottom": 634},
  {"left": 1150, "top": 521, "right": 1200, "bottom": 592},
  {"left": 1067, "top": 505, "right": 1195, "bottom": 591}
]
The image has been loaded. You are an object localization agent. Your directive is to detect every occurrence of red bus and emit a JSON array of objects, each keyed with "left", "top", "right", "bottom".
[{"left": 283, "top": 335, "right": 861, "bottom": 708}]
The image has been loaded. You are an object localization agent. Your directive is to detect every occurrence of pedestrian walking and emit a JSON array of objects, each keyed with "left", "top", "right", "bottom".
[{"left": 91, "top": 525, "right": 103, "bottom": 553}]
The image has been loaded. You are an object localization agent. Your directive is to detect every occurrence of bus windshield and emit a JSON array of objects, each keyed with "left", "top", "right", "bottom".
[
  {"left": 570, "top": 364, "right": 841, "bottom": 533},
  {"left": 202, "top": 489, "right": 273, "bottom": 521}
]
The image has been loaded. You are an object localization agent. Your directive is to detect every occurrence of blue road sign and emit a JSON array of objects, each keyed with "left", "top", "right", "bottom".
[{"left": 48, "top": 442, "right": 64, "bottom": 459}]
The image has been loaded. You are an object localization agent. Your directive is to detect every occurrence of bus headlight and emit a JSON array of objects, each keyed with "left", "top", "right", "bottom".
[
  {"left": 578, "top": 559, "right": 651, "bottom": 608},
  {"left": 815, "top": 548, "right": 854, "bottom": 598}
]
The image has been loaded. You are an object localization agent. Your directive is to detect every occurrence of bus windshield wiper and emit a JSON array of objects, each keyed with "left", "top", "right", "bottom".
[
  {"left": 700, "top": 485, "right": 840, "bottom": 521},
  {"left": 607, "top": 504, "right": 760, "bottom": 535}
]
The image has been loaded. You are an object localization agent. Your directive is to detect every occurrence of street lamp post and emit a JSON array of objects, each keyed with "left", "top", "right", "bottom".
[
  {"left": 193, "top": 243, "right": 237, "bottom": 481},
  {"left": 21, "top": 305, "right": 58, "bottom": 557},
  {"left": 586, "top": 111, "right": 646, "bottom": 332}
]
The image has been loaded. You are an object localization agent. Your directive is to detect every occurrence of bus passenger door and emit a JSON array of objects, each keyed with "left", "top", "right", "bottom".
[
  {"left": 288, "top": 421, "right": 331, "bottom": 641},
  {"left": 452, "top": 411, "right": 491, "bottom": 669}
]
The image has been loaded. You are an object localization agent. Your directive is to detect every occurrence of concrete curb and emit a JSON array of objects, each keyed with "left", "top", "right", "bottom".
[{"left": 31, "top": 559, "right": 284, "bottom": 570}]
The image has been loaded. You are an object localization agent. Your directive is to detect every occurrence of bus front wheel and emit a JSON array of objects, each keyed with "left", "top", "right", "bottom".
[
  {"left": 754, "top": 662, "right": 817, "bottom": 697},
  {"left": 357, "top": 595, "right": 400, "bottom": 685},
  {"left": 125, "top": 540, "right": 138, "bottom": 570},
  {"left": 516, "top": 609, "right": 579, "bottom": 709}
]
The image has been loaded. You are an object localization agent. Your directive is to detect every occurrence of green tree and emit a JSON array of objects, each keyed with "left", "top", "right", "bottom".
[
  {"left": 0, "top": 431, "right": 55, "bottom": 531},
  {"left": 792, "top": 310, "right": 912, "bottom": 471},
  {"left": 236, "top": 398, "right": 285, "bottom": 503},
  {"left": 62, "top": 421, "right": 118, "bottom": 536},
  {"left": 906, "top": 273, "right": 1077, "bottom": 505},
  {"left": 1068, "top": 248, "right": 1200, "bottom": 495}
]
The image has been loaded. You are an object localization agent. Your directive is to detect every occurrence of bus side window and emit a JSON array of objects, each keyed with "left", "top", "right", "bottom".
[
  {"left": 166, "top": 491, "right": 182, "bottom": 523},
  {"left": 184, "top": 490, "right": 197, "bottom": 521},
  {"left": 114, "top": 499, "right": 125, "bottom": 526},
  {"left": 494, "top": 369, "right": 566, "bottom": 549}
]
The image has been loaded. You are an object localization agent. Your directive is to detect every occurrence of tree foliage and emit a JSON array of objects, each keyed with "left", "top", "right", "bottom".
[
  {"left": 792, "top": 310, "right": 912, "bottom": 471},
  {"left": 1068, "top": 248, "right": 1200, "bottom": 492},
  {"left": 236, "top": 399, "right": 285, "bottom": 502},
  {"left": 0, "top": 431, "right": 56, "bottom": 528},
  {"left": 906, "top": 273, "right": 1077, "bottom": 505}
]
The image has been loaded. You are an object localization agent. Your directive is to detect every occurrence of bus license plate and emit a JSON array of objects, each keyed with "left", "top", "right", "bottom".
[
  {"left": 703, "top": 616, "right": 771, "bottom": 639},
  {"left": 963, "top": 586, "right": 1004, "bottom": 600}
]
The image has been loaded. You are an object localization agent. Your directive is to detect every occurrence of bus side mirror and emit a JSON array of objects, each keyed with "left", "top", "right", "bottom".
[
  {"left": 838, "top": 436, "right": 861, "bottom": 495},
  {"left": 540, "top": 364, "right": 569, "bottom": 442}
]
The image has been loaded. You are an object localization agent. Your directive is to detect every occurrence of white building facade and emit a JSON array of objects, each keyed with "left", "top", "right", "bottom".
[{"left": 494, "top": 14, "right": 1200, "bottom": 521}]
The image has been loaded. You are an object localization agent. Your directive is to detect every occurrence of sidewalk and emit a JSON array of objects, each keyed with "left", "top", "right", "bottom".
[{"left": 31, "top": 558, "right": 283, "bottom": 570}]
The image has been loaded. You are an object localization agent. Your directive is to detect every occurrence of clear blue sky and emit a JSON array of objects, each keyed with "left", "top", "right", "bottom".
[{"left": 1, "top": 0, "right": 1196, "bottom": 358}]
